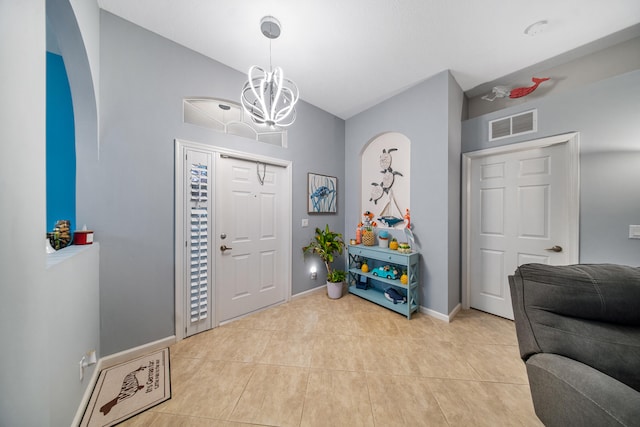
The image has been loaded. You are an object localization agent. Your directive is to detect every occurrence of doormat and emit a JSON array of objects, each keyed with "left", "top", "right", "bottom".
[{"left": 80, "top": 348, "right": 171, "bottom": 427}]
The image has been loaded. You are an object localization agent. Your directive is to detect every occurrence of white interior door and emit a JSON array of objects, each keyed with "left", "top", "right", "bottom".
[
  {"left": 215, "top": 155, "right": 289, "bottom": 322},
  {"left": 465, "top": 134, "right": 579, "bottom": 319}
]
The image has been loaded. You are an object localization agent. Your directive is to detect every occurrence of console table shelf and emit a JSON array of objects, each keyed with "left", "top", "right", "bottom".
[{"left": 347, "top": 244, "right": 419, "bottom": 319}]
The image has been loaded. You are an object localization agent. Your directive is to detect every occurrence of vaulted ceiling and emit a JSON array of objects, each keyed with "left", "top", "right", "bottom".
[{"left": 98, "top": 0, "right": 640, "bottom": 119}]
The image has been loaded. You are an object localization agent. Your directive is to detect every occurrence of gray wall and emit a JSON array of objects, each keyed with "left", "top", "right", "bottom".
[
  {"left": 462, "top": 69, "right": 640, "bottom": 266},
  {"left": 466, "top": 31, "right": 640, "bottom": 118},
  {"left": 0, "top": 2, "right": 102, "bottom": 425},
  {"left": 0, "top": 2, "right": 49, "bottom": 426},
  {"left": 345, "top": 71, "right": 463, "bottom": 317},
  {"left": 97, "top": 12, "right": 344, "bottom": 355},
  {"left": 46, "top": 246, "right": 101, "bottom": 426}
]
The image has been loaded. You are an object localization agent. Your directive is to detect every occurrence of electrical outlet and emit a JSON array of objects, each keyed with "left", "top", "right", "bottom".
[
  {"left": 79, "top": 356, "right": 86, "bottom": 381},
  {"left": 79, "top": 350, "right": 97, "bottom": 382}
]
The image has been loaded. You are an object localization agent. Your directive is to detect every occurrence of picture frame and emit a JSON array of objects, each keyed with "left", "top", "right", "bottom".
[{"left": 308, "top": 172, "right": 337, "bottom": 214}]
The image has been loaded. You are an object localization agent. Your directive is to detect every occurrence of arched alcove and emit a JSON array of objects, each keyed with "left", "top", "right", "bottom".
[
  {"left": 46, "top": 0, "right": 99, "bottom": 230},
  {"left": 360, "top": 132, "right": 411, "bottom": 228}
]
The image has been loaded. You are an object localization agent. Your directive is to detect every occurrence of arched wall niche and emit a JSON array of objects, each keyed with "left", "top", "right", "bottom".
[
  {"left": 360, "top": 132, "right": 411, "bottom": 229},
  {"left": 46, "top": 0, "right": 99, "bottom": 227}
]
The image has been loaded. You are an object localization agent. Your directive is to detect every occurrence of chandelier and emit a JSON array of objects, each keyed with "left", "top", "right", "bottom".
[{"left": 241, "top": 16, "right": 299, "bottom": 128}]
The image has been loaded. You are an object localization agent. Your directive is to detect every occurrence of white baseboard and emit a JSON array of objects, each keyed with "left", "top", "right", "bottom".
[
  {"left": 71, "top": 336, "right": 176, "bottom": 427},
  {"left": 99, "top": 336, "right": 176, "bottom": 370},
  {"left": 71, "top": 361, "right": 102, "bottom": 427},
  {"left": 291, "top": 284, "right": 327, "bottom": 299},
  {"left": 448, "top": 303, "right": 462, "bottom": 320},
  {"left": 420, "top": 303, "right": 462, "bottom": 323}
]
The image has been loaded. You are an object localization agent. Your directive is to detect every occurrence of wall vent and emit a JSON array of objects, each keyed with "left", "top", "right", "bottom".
[{"left": 489, "top": 109, "right": 537, "bottom": 141}]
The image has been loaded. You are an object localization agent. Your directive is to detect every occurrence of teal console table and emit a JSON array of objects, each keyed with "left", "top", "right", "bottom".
[{"left": 347, "top": 244, "right": 419, "bottom": 319}]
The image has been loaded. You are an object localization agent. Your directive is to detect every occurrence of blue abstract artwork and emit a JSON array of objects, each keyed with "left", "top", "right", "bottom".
[{"left": 308, "top": 173, "right": 337, "bottom": 213}]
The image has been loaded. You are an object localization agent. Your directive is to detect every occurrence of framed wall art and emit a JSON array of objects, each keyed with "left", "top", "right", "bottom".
[{"left": 308, "top": 172, "right": 337, "bottom": 214}]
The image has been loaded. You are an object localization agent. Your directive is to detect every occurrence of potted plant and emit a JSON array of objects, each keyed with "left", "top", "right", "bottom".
[{"left": 303, "top": 225, "right": 346, "bottom": 299}]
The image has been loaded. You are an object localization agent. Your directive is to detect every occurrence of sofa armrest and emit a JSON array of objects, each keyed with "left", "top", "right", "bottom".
[{"left": 526, "top": 353, "right": 640, "bottom": 427}]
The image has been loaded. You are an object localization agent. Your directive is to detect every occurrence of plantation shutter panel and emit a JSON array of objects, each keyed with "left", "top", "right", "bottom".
[{"left": 185, "top": 149, "right": 213, "bottom": 336}]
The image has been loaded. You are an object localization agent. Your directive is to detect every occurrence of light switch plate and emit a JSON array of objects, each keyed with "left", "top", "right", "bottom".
[
  {"left": 629, "top": 225, "right": 640, "bottom": 239},
  {"left": 302, "top": 218, "right": 309, "bottom": 227}
]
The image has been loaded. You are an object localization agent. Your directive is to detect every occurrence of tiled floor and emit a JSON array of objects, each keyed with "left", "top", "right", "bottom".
[{"left": 122, "top": 290, "right": 542, "bottom": 426}]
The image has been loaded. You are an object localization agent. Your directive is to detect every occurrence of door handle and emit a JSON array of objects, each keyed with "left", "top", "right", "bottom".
[
  {"left": 545, "top": 245, "right": 563, "bottom": 253},
  {"left": 220, "top": 245, "right": 233, "bottom": 252}
]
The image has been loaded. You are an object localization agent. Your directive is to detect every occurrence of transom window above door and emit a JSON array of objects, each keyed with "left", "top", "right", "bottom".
[{"left": 183, "top": 98, "right": 287, "bottom": 147}]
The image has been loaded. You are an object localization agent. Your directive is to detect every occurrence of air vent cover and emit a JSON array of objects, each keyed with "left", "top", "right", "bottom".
[{"left": 489, "top": 109, "right": 537, "bottom": 141}]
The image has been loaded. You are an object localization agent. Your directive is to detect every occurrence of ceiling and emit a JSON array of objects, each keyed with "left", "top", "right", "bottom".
[{"left": 97, "top": 0, "right": 640, "bottom": 119}]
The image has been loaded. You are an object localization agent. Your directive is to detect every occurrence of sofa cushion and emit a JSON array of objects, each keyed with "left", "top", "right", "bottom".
[
  {"left": 513, "top": 263, "right": 640, "bottom": 325},
  {"left": 526, "top": 353, "right": 640, "bottom": 427},
  {"left": 509, "top": 263, "right": 640, "bottom": 392}
]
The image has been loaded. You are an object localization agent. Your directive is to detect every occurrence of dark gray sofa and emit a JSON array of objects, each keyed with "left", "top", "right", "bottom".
[{"left": 508, "top": 263, "right": 640, "bottom": 427}]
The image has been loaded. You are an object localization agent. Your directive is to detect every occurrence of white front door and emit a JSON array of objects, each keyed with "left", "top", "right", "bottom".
[
  {"left": 464, "top": 134, "right": 579, "bottom": 319},
  {"left": 215, "top": 155, "right": 289, "bottom": 322}
]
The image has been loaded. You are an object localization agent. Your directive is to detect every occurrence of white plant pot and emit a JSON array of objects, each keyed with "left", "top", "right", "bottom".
[{"left": 326, "top": 281, "right": 344, "bottom": 299}]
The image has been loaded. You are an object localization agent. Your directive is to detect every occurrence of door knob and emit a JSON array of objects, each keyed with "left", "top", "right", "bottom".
[
  {"left": 220, "top": 245, "right": 233, "bottom": 252},
  {"left": 545, "top": 245, "right": 563, "bottom": 253}
]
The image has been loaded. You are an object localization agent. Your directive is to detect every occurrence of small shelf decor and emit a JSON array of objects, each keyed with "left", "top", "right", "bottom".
[
  {"left": 378, "top": 230, "right": 390, "bottom": 248},
  {"left": 362, "top": 227, "right": 375, "bottom": 246}
]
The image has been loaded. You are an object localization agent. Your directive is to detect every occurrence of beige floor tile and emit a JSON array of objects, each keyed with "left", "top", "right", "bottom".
[
  {"left": 428, "top": 378, "right": 542, "bottom": 427},
  {"left": 121, "top": 411, "right": 263, "bottom": 427},
  {"left": 312, "top": 312, "right": 359, "bottom": 336},
  {"left": 458, "top": 342, "right": 529, "bottom": 383},
  {"left": 156, "top": 358, "right": 254, "bottom": 420},
  {"left": 352, "top": 311, "right": 402, "bottom": 337},
  {"left": 310, "top": 334, "right": 365, "bottom": 371},
  {"left": 259, "top": 330, "right": 315, "bottom": 367},
  {"left": 407, "top": 339, "right": 481, "bottom": 380},
  {"left": 223, "top": 303, "right": 291, "bottom": 331},
  {"left": 482, "top": 381, "right": 542, "bottom": 427},
  {"left": 125, "top": 297, "right": 539, "bottom": 426},
  {"left": 170, "top": 327, "right": 234, "bottom": 360},
  {"left": 436, "top": 309, "right": 518, "bottom": 346},
  {"left": 288, "top": 290, "right": 334, "bottom": 312},
  {"left": 301, "top": 369, "right": 374, "bottom": 427},
  {"left": 207, "top": 328, "right": 274, "bottom": 362},
  {"left": 366, "top": 373, "right": 449, "bottom": 426},
  {"left": 228, "top": 364, "right": 309, "bottom": 427},
  {"left": 359, "top": 335, "right": 417, "bottom": 376},
  {"left": 283, "top": 308, "right": 320, "bottom": 334},
  {"left": 393, "top": 314, "right": 455, "bottom": 341},
  {"left": 118, "top": 410, "right": 160, "bottom": 427},
  {"left": 345, "top": 293, "right": 384, "bottom": 313}
]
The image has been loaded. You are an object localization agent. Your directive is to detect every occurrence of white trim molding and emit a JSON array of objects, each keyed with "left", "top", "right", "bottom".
[
  {"left": 174, "top": 139, "right": 293, "bottom": 342},
  {"left": 419, "top": 303, "right": 461, "bottom": 323},
  {"left": 461, "top": 132, "right": 580, "bottom": 311}
]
